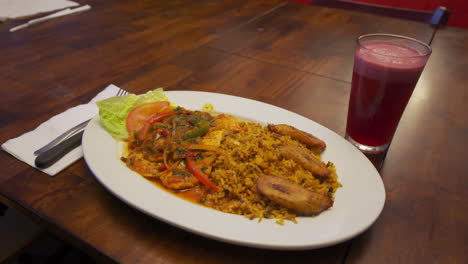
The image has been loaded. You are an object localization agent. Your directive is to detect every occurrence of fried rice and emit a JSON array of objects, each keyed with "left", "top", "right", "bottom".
[{"left": 201, "top": 121, "right": 341, "bottom": 225}]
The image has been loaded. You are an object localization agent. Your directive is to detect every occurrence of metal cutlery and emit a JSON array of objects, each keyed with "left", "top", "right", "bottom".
[
  {"left": 34, "top": 88, "right": 128, "bottom": 156},
  {"left": 33, "top": 119, "right": 90, "bottom": 156},
  {"left": 35, "top": 130, "right": 85, "bottom": 168},
  {"left": 10, "top": 5, "right": 92, "bottom": 32},
  {"left": 34, "top": 88, "right": 129, "bottom": 169}
]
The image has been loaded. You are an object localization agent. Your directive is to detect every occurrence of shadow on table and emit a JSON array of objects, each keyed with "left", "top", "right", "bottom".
[
  {"left": 4, "top": 233, "right": 95, "bottom": 264},
  {"left": 363, "top": 151, "right": 388, "bottom": 172}
]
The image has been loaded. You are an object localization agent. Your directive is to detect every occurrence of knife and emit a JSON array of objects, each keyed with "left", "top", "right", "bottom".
[
  {"left": 10, "top": 5, "right": 92, "bottom": 32},
  {"left": 35, "top": 130, "right": 84, "bottom": 169}
]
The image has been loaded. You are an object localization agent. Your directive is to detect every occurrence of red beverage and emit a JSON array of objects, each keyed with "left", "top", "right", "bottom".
[{"left": 346, "top": 35, "right": 431, "bottom": 150}]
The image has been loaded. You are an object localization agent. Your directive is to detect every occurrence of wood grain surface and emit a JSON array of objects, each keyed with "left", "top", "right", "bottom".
[{"left": 1, "top": 0, "right": 467, "bottom": 263}]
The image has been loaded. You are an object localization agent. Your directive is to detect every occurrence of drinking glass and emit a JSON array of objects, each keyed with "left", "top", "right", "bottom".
[{"left": 345, "top": 34, "right": 431, "bottom": 155}]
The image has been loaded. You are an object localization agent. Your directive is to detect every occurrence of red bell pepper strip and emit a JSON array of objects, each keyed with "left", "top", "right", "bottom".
[
  {"left": 137, "top": 111, "right": 176, "bottom": 141},
  {"left": 185, "top": 151, "right": 199, "bottom": 158},
  {"left": 185, "top": 157, "right": 218, "bottom": 191}
]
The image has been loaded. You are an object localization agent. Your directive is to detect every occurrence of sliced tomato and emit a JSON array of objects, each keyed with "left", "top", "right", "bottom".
[
  {"left": 126, "top": 101, "right": 170, "bottom": 134},
  {"left": 137, "top": 111, "right": 176, "bottom": 141}
]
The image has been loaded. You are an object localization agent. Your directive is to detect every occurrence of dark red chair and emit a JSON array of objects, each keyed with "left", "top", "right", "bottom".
[{"left": 312, "top": 0, "right": 451, "bottom": 45}]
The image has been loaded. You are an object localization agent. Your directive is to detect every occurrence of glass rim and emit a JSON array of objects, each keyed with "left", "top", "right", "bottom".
[{"left": 357, "top": 33, "right": 432, "bottom": 58}]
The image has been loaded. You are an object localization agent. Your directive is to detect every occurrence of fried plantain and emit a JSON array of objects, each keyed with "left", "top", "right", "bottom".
[
  {"left": 268, "top": 124, "right": 326, "bottom": 153},
  {"left": 278, "top": 145, "right": 330, "bottom": 178},
  {"left": 256, "top": 175, "right": 333, "bottom": 216}
]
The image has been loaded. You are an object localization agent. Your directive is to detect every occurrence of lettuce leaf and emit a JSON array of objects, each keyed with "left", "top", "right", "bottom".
[{"left": 96, "top": 88, "right": 170, "bottom": 138}]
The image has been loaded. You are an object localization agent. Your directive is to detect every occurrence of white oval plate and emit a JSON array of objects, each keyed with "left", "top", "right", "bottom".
[{"left": 83, "top": 91, "right": 385, "bottom": 250}]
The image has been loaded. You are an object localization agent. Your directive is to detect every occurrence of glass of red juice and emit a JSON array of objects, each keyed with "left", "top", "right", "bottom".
[{"left": 346, "top": 34, "right": 431, "bottom": 154}]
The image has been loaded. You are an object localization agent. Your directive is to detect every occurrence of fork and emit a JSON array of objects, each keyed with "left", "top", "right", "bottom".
[
  {"left": 34, "top": 88, "right": 130, "bottom": 169},
  {"left": 33, "top": 88, "right": 129, "bottom": 156}
]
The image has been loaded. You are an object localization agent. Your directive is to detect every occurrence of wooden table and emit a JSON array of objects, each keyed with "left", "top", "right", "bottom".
[{"left": 1, "top": 0, "right": 467, "bottom": 263}]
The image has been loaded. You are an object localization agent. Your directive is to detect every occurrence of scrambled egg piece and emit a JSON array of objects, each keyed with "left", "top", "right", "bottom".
[
  {"left": 212, "top": 114, "right": 241, "bottom": 131},
  {"left": 201, "top": 130, "right": 224, "bottom": 147},
  {"left": 201, "top": 114, "right": 242, "bottom": 147}
]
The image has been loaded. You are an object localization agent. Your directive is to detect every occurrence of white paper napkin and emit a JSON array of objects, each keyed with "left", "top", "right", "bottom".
[
  {"left": 0, "top": 0, "right": 78, "bottom": 21},
  {"left": 1, "top": 84, "right": 122, "bottom": 176}
]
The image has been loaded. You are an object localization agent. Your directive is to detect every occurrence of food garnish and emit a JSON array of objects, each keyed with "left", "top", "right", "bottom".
[{"left": 97, "top": 88, "right": 170, "bottom": 138}]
